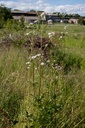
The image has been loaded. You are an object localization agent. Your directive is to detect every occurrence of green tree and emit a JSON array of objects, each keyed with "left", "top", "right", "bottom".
[
  {"left": 78, "top": 17, "right": 85, "bottom": 25},
  {"left": 0, "top": 4, "right": 13, "bottom": 28}
]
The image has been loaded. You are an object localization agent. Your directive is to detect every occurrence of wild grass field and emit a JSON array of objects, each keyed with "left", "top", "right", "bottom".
[{"left": 0, "top": 23, "right": 85, "bottom": 128}]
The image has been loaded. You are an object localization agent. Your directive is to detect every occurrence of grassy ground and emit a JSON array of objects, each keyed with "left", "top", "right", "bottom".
[{"left": 0, "top": 23, "right": 85, "bottom": 128}]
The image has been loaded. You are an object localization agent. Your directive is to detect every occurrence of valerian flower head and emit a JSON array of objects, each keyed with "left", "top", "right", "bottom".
[
  {"left": 48, "top": 32, "right": 55, "bottom": 38},
  {"left": 47, "top": 60, "right": 50, "bottom": 63},
  {"left": 40, "top": 62, "right": 45, "bottom": 66},
  {"left": 26, "top": 61, "right": 31, "bottom": 65},
  {"left": 59, "top": 36, "right": 63, "bottom": 40},
  {"left": 29, "top": 54, "right": 41, "bottom": 60}
]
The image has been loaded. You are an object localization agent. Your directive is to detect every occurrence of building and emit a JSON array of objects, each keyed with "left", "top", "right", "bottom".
[
  {"left": 11, "top": 10, "right": 39, "bottom": 23},
  {"left": 12, "top": 10, "right": 79, "bottom": 24},
  {"left": 45, "top": 13, "right": 70, "bottom": 23},
  {"left": 68, "top": 18, "right": 78, "bottom": 24}
]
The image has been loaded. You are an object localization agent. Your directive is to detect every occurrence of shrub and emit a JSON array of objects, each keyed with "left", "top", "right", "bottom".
[
  {"left": 0, "top": 4, "right": 12, "bottom": 28},
  {"left": 6, "top": 19, "right": 25, "bottom": 32},
  {"left": 0, "top": 17, "right": 5, "bottom": 28},
  {"left": 51, "top": 47, "right": 82, "bottom": 73},
  {"left": 78, "top": 17, "right": 85, "bottom": 25}
]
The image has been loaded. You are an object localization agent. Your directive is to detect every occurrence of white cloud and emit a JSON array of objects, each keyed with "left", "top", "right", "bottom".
[{"left": 0, "top": 0, "right": 85, "bottom": 16}]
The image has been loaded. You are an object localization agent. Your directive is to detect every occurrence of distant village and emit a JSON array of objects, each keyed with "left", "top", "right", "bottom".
[{"left": 11, "top": 10, "right": 85, "bottom": 25}]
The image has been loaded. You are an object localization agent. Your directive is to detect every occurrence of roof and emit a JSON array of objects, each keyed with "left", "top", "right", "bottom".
[
  {"left": 11, "top": 10, "right": 27, "bottom": 14},
  {"left": 27, "top": 12, "right": 37, "bottom": 15}
]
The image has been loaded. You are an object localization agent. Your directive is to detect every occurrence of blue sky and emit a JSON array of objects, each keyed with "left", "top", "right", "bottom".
[
  {"left": 0, "top": 0, "right": 85, "bottom": 16},
  {"left": 45, "top": 0, "right": 85, "bottom": 5}
]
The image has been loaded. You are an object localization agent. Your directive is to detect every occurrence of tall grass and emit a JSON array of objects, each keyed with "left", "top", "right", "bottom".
[{"left": 0, "top": 23, "right": 85, "bottom": 128}]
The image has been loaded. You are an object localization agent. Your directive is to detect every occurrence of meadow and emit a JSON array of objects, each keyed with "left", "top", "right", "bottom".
[{"left": 0, "top": 23, "right": 85, "bottom": 128}]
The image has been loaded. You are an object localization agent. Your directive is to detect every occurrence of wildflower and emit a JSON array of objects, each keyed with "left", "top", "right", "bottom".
[
  {"left": 54, "top": 60, "right": 56, "bottom": 62},
  {"left": 35, "top": 67, "right": 37, "bottom": 70},
  {"left": 31, "top": 55, "right": 37, "bottom": 59},
  {"left": 56, "top": 76, "right": 58, "bottom": 80},
  {"left": 27, "top": 67, "right": 30, "bottom": 69},
  {"left": 26, "top": 61, "right": 31, "bottom": 65},
  {"left": 54, "top": 44, "right": 57, "bottom": 46},
  {"left": 64, "top": 25, "right": 67, "bottom": 30},
  {"left": 48, "top": 32, "right": 55, "bottom": 38},
  {"left": 26, "top": 26, "right": 29, "bottom": 28},
  {"left": 48, "top": 32, "right": 52, "bottom": 36},
  {"left": 59, "top": 36, "right": 63, "bottom": 40},
  {"left": 48, "top": 35, "right": 52, "bottom": 38},
  {"left": 57, "top": 65, "right": 62, "bottom": 70},
  {"left": 51, "top": 32, "right": 55, "bottom": 36},
  {"left": 29, "top": 54, "right": 41, "bottom": 60},
  {"left": 25, "top": 33, "right": 30, "bottom": 36},
  {"left": 61, "top": 32, "right": 63, "bottom": 34},
  {"left": 65, "top": 32, "right": 68, "bottom": 35},
  {"left": 54, "top": 64, "right": 62, "bottom": 70},
  {"left": 45, "top": 44, "right": 48, "bottom": 47},
  {"left": 29, "top": 23, "right": 33, "bottom": 26},
  {"left": 9, "top": 34, "right": 11, "bottom": 37},
  {"left": 47, "top": 60, "right": 50, "bottom": 63},
  {"left": 40, "top": 62, "right": 45, "bottom": 66},
  {"left": 34, "top": 20, "right": 38, "bottom": 24},
  {"left": 36, "top": 54, "right": 41, "bottom": 57}
]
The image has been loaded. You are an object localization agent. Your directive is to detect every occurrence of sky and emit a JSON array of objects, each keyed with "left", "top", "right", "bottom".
[{"left": 0, "top": 0, "right": 85, "bottom": 16}]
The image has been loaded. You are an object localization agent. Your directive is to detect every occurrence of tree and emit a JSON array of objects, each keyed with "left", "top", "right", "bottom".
[
  {"left": 0, "top": 4, "right": 13, "bottom": 28},
  {"left": 78, "top": 17, "right": 85, "bottom": 25},
  {"left": 30, "top": 9, "right": 36, "bottom": 12}
]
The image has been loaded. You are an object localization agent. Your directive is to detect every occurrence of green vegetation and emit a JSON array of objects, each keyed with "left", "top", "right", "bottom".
[
  {"left": 0, "top": 19, "right": 85, "bottom": 128},
  {"left": 0, "top": 4, "right": 12, "bottom": 28},
  {"left": 78, "top": 17, "right": 85, "bottom": 25}
]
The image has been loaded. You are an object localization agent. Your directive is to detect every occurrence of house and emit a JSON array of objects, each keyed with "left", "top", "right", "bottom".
[
  {"left": 68, "top": 18, "right": 78, "bottom": 24},
  {"left": 45, "top": 13, "right": 70, "bottom": 23},
  {"left": 12, "top": 10, "right": 77, "bottom": 24},
  {"left": 11, "top": 10, "right": 39, "bottom": 23}
]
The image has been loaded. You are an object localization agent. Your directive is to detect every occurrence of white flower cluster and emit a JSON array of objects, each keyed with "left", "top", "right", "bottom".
[
  {"left": 59, "top": 36, "right": 63, "bottom": 40},
  {"left": 53, "top": 63, "right": 62, "bottom": 71},
  {"left": 64, "top": 25, "right": 67, "bottom": 30},
  {"left": 29, "top": 54, "right": 41, "bottom": 60},
  {"left": 25, "top": 30, "right": 38, "bottom": 36},
  {"left": 64, "top": 25, "right": 69, "bottom": 30},
  {"left": 34, "top": 20, "right": 38, "bottom": 24},
  {"left": 9, "top": 34, "right": 12, "bottom": 37},
  {"left": 26, "top": 53, "right": 46, "bottom": 70},
  {"left": 29, "top": 23, "right": 34, "bottom": 26},
  {"left": 40, "top": 62, "right": 45, "bottom": 66},
  {"left": 48, "top": 32, "right": 55, "bottom": 38},
  {"left": 25, "top": 32, "right": 30, "bottom": 36}
]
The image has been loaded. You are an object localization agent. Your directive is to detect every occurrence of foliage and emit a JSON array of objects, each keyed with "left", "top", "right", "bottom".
[
  {"left": 5, "top": 18, "right": 25, "bottom": 32},
  {"left": 78, "top": 17, "right": 85, "bottom": 25},
  {"left": 0, "top": 17, "right": 5, "bottom": 28},
  {"left": 19, "top": 16, "right": 25, "bottom": 29},
  {"left": 0, "top": 4, "right": 12, "bottom": 28},
  {"left": 51, "top": 47, "right": 82, "bottom": 73}
]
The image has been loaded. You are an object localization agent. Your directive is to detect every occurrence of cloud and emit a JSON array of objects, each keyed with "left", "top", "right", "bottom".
[
  {"left": 54, "top": 4, "right": 85, "bottom": 16},
  {"left": 0, "top": 0, "right": 85, "bottom": 16}
]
